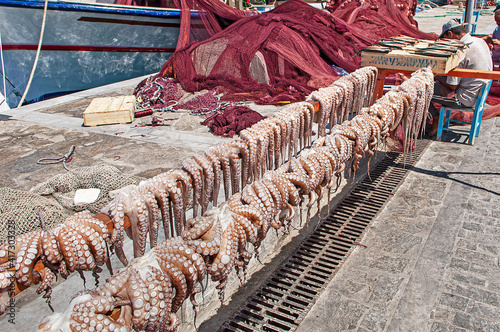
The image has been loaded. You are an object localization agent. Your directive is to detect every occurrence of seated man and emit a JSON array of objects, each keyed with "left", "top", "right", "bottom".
[
  {"left": 482, "top": 7, "right": 500, "bottom": 62},
  {"left": 428, "top": 19, "right": 492, "bottom": 136}
]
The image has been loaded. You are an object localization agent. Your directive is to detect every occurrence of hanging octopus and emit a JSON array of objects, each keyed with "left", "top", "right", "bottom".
[
  {"left": 37, "top": 68, "right": 433, "bottom": 332},
  {"left": 1, "top": 67, "right": 435, "bottom": 327},
  {"left": 39, "top": 236, "right": 206, "bottom": 332},
  {"left": 0, "top": 211, "right": 110, "bottom": 315}
]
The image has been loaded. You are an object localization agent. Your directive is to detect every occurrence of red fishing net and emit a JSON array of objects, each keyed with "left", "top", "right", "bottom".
[
  {"left": 135, "top": 77, "right": 185, "bottom": 110},
  {"left": 201, "top": 106, "right": 266, "bottom": 137},
  {"left": 142, "top": 0, "right": 436, "bottom": 106},
  {"left": 172, "top": 89, "right": 221, "bottom": 115},
  {"left": 127, "top": 0, "right": 440, "bottom": 135}
]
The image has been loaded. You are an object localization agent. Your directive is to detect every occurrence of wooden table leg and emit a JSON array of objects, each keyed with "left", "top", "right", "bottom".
[{"left": 372, "top": 69, "right": 389, "bottom": 104}]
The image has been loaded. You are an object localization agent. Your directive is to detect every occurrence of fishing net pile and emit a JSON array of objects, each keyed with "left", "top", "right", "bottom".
[
  {"left": 0, "top": 166, "right": 142, "bottom": 243},
  {"left": 327, "top": 0, "right": 419, "bottom": 32},
  {"left": 133, "top": 0, "right": 435, "bottom": 109},
  {"left": 0, "top": 188, "right": 68, "bottom": 243},
  {"left": 201, "top": 105, "right": 266, "bottom": 137},
  {"left": 30, "top": 165, "right": 143, "bottom": 215}
]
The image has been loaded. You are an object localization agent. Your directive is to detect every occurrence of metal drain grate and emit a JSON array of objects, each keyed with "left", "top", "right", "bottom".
[{"left": 220, "top": 140, "right": 430, "bottom": 332}]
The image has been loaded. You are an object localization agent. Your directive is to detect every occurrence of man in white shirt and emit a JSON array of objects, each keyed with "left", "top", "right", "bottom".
[{"left": 428, "top": 18, "right": 492, "bottom": 136}]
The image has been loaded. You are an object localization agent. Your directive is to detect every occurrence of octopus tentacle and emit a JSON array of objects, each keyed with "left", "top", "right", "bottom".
[
  {"left": 102, "top": 193, "right": 127, "bottom": 264},
  {"left": 229, "top": 139, "right": 250, "bottom": 190},
  {"left": 182, "top": 216, "right": 222, "bottom": 257},
  {"left": 143, "top": 177, "right": 173, "bottom": 240},
  {"left": 182, "top": 158, "right": 203, "bottom": 218},
  {"left": 193, "top": 154, "right": 214, "bottom": 214},
  {"left": 204, "top": 148, "right": 223, "bottom": 206},
  {"left": 269, "top": 117, "right": 288, "bottom": 164},
  {"left": 211, "top": 146, "right": 232, "bottom": 202},
  {"left": 208, "top": 222, "right": 238, "bottom": 302},
  {"left": 227, "top": 147, "right": 242, "bottom": 196},
  {"left": 127, "top": 190, "right": 150, "bottom": 258},
  {"left": 137, "top": 187, "right": 161, "bottom": 248},
  {"left": 239, "top": 129, "right": 258, "bottom": 184}
]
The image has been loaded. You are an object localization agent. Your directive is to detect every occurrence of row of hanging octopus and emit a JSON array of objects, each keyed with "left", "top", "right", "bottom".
[{"left": 0, "top": 67, "right": 433, "bottom": 332}]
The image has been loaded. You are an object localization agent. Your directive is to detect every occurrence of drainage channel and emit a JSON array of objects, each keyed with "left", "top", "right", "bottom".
[{"left": 219, "top": 140, "right": 430, "bottom": 332}]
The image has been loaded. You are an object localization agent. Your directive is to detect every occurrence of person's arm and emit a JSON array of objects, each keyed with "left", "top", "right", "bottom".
[
  {"left": 482, "top": 34, "right": 492, "bottom": 42},
  {"left": 492, "top": 27, "right": 500, "bottom": 45},
  {"left": 436, "top": 75, "right": 458, "bottom": 91}
]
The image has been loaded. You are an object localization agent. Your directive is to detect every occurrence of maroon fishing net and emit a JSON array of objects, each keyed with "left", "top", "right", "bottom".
[
  {"left": 135, "top": 77, "right": 185, "bottom": 110},
  {"left": 139, "top": 0, "right": 436, "bottom": 106},
  {"left": 201, "top": 106, "right": 266, "bottom": 137}
]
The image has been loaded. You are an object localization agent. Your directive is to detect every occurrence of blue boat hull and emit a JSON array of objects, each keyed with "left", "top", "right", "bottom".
[{"left": 0, "top": 0, "right": 206, "bottom": 108}]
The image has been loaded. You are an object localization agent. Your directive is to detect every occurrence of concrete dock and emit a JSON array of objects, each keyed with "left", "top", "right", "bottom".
[
  {"left": 296, "top": 8, "right": 500, "bottom": 331},
  {"left": 0, "top": 4, "right": 498, "bottom": 332},
  {"left": 296, "top": 118, "right": 500, "bottom": 332}
]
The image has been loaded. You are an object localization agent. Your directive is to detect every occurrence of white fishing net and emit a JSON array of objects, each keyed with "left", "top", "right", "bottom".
[
  {"left": 0, "top": 165, "right": 143, "bottom": 244},
  {"left": 30, "top": 165, "right": 143, "bottom": 214},
  {"left": 0, "top": 188, "right": 68, "bottom": 244}
]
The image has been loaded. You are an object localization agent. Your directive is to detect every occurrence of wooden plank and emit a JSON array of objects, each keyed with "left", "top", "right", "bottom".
[
  {"left": 440, "top": 68, "right": 500, "bottom": 80},
  {"left": 372, "top": 68, "right": 500, "bottom": 101},
  {"left": 83, "top": 95, "right": 135, "bottom": 127}
]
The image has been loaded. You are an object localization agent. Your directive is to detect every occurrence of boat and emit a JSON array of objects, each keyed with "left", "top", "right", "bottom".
[{"left": 0, "top": 0, "right": 209, "bottom": 109}]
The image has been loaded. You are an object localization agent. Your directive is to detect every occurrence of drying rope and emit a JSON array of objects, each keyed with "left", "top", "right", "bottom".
[
  {"left": 17, "top": 0, "right": 49, "bottom": 108},
  {"left": 37, "top": 145, "right": 76, "bottom": 171},
  {"left": 0, "top": 30, "right": 6, "bottom": 109}
]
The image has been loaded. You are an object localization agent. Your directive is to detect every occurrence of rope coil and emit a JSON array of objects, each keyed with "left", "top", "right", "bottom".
[{"left": 37, "top": 145, "right": 76, "bottom": 171}]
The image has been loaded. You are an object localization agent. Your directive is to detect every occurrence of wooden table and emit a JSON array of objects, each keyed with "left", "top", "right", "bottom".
[{"left": 372, "top": 68, "right": 500, "bottom": 104}]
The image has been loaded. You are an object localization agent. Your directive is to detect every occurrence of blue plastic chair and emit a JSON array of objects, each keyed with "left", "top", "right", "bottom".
[
  {"left": 436, "top": 80, "right": 492, "bottom": 145},
  {"left": 462, "top": 10, "right": 480, "bottom": 34}
]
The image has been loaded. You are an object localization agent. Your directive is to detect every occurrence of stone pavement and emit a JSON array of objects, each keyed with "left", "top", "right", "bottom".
[
  {"left": 0, "top": 76, "right": 280, "bottom": 191},
  {"left": 297, "top": 118, "right": 500, "bottom": 331},
  {"left": 414, "top": 5, "right": 496, "bottom": 35}
]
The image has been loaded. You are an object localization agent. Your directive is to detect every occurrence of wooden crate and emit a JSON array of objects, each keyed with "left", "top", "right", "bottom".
[
  {"left": 360, "top": 48, "right": 465, "bottom": 74},
  {"left": 83, "top": 96, "right": 135, "bottom": 127}
]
